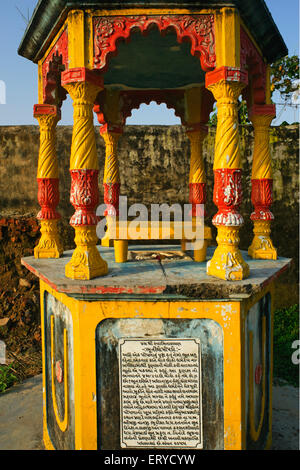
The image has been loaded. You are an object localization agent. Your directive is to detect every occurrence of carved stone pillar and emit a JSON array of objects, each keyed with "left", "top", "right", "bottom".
[
  {"left": 206, "top": 67, "right": 249, "bottom": 280},
  {"left": 33, "top": 104, "right": 63, "bottom": 259},
  {"left": 100, "top": 124, "right": 122, "bottom": 217},
  {"left": 248, "top": 105, "right": 277, "bottom": 259},
  {"left": 61, "top": 68, "right": 108, "bottom": 279},
  {"left": 186, "top": 124, "right": 207, "bottom": 217}
]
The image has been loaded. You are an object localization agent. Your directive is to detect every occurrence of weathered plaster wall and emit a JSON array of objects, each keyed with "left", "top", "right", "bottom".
[{"left": 0, "top": 124, "right": 298, "bottom": 303}]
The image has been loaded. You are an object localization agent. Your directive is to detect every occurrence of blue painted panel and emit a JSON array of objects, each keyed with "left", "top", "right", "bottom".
[
  {"left": 96, "top": 317, "right": 224, "bottom": 450},
  {"left": 44, "top": 292, "right": 75, "bottom": 450}
]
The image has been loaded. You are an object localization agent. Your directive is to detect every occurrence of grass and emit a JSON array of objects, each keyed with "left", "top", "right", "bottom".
[
  {"left": 273, "top": 304, "right": 299, "bottom": 387},
  {"left": 0, "top": 350, "right": 42, "bottom": 394},
  {"left": 0, "top": 364, "right": 18, "bottom": 393}
]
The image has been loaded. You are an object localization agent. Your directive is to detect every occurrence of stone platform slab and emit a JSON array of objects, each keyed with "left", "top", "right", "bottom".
[{"left": 21, "top": 245, "right": 292, "bottom": 300}]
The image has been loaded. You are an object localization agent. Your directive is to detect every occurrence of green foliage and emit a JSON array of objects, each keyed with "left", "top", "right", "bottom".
[
  {"left": 208, "top": 99, "right": 250, "bottom": 126},
  {"left": 208, "top": 55, "right": 299, "bottom": 125},
  {"left": 271, "top": 55, "right": 300, "bottom": 102},
  {"left": 0, "top": 364, "right": 17, "bottom": 393},
  {"left": 273, "top": 304, "right": 299, "bottom": 387}
]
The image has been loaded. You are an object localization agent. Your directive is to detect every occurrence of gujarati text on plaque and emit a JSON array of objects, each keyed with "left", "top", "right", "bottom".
[{"left": 119, "top": 338, "right": 202, "bottom": 449}]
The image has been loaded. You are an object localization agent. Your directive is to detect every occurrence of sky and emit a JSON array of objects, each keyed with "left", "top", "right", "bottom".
[{"left": 0, "top": 0, "right": 299, "bottom": 126}]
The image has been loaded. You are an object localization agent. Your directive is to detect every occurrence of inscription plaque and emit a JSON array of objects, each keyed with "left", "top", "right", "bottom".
[{"left": 119, "top": 338, "right": 203, "bottom": 449}]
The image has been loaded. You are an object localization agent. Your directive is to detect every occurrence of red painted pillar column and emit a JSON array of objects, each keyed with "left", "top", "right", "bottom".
[
  {"left": 248, "top": 104, "right": 277, "bottom": 259},
  {"left": 61, "top": 68, "right": 108, "bottom": 279},
  {"left": 33, "top": 104, "right": 63, "bottom": 258},
  {"left": 205, "top": 66, "right": 250, "bottom": 280}
]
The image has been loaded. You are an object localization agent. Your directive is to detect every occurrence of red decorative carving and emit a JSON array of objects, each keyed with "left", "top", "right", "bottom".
[
  {"left": 37, "top": 178, "right": 61, "bottom": 220},
  {"left": 251, "top": 179, "right": 274, "bottom": 221},
  {"left": 189, "top": 183, "right": 206, "bottom": 217},
  {"left": 255, "top": 364, "right": 263, "bottom": 386},
  {"left": 93, "top": 15, "right": 216, "bottom": 72},
  {"left": 240, "top": 27, "right": 267, "bottom": 105},
  {"left": 42, "top": 28, "right": 68, "bottom": 106},
  {"left": 33, "top": 104, "right": 58, "bottom": 117},
  {"left": 206, "top": 66, "right": 248, "bottom": 87},
  {"left": 103, "top": 183, "right": 121, "bottom": 216},
  {"left": 99, "top": 122, "right": 124, "bottom": 136},
  {"left": 61, "top": 67, "right": 104, "bottom": 88},
  {"left": 212, "top": 169, "right": 244, "bottom": 226},
  {"left": 249, "top": 104, "right": 276, "bottom": 119},
  {"left": 69, "top": 169, "right": 100, "bottom": 226},
  {"left": 56, "top": 360, "right": 63, "bottom": 384}
]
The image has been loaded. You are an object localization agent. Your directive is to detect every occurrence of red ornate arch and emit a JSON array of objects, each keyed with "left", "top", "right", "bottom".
[
  {"left": 94, "top": 89, "right": 186, "bottom": 129},
  {"left": 120, "top": 89, "right": 186, "bottom": 124},
  {"left": 240, "top": 27, "right": 267, "bottom": 105},
  {"left": 42, "top": 28, "right": 69, "bottom": 106},
  {"left": 93, "top": 15, "right": 216, "bottom": 73}
]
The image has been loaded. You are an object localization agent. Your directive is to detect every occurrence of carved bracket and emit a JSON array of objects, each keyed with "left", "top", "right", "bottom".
[
  {"left": 93, "top": 14, "right": 216, "bottom": 72},
  {"left": 42, "top": 28, "right": 69, "bottom": 107}
]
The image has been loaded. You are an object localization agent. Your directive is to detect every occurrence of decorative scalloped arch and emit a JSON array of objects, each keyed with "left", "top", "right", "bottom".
[
  {"left": 120, "top": 90, "right": 186, "bottom": 125},
  {"left": 93, "top": 15, "right": 216, "bottom": 73}
]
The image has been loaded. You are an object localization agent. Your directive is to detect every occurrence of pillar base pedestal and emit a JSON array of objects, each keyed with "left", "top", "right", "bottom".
[
  {"left": 34, "top": 220, "right": 63, "bottom": 259},
  {"left": 248, "top": 221, "right": 277, "bottom": 260},
  {"left": 207, "top": 226, "right": 250, "bottom": 281},
  {"left": 65, "top": 226, "right": 108, "bottom": 280}
]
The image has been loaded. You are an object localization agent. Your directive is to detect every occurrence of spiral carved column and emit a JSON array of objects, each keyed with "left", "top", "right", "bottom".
[
  {"left": 206, "top": 67, "right": 249, "bottom": 280},
  {"left": 100, "top": 126, "right": 122, "bottom": 217},
  {"left": 61, "top": 68, "right": 108, "bottom": 279},
  {"left": 248, "top": 105, "right": 277, "bottom": 260},
  {"left": 100, "top": 125, "right": 127, "bottom": 261},
  {"left": 33, "top": 104, "right": 63, "bottom": 259},
  {"left": 182, "top": 124, "right": 207, "bottom": 260},
  {"left": 186, "top": 124, "right": 207, "bottom": 217}
]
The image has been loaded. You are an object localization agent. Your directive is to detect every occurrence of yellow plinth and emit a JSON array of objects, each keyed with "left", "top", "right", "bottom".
[
  {"left": 34, "top": 272, "right": 280, "bottom": 451},
  {"left": 34, "top": 220, "right": 63, "bottom": 259},
  {"left": 65, "top": 226, "right": 108, "bottom": 280},
  {"left": 248, "top": 220, "right": 277, "bottom": 260},
  {"left": 207, "top": 226, "right": 250, "bottom": 281}
]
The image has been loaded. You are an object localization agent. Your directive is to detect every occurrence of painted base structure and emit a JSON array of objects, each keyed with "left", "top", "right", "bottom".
[{"left": 21, "top": 245, "right": 291, "bottom": 451}]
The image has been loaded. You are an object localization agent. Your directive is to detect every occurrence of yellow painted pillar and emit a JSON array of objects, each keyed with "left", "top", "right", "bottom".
[
  {"left": 187, "top": 125, "right": 207, "bottom": 211},
  {"left": 248, "top": 105, "right": 277, "bottom": 259},
  {"left": 101, "top": 127, "right": 122, "bottom": 217},
  {"left": 185, "top": 125, "right": 208, "bottom": 261},
  {"left": 206, "top": 67, "right": 249, "bottom": 280},
  {"left": 183, "top": 86, "right": 213, "bottom": 260},
  {"left": 33, "top": 104, "right": 63, "bottom": 259},
  {"left": 61, "top": 68, "right": 108, "bottom": 279},
  {"left": 101, "top": 127, "right": 128, "bottom": 262},
  {"left": 215, "top": 7, "right": 241, "bottom": 69}
]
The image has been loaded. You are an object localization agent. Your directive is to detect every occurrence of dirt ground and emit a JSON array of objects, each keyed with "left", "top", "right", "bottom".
[{"left": 0, "top": 375, "right": 298, "bottom": 451}]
